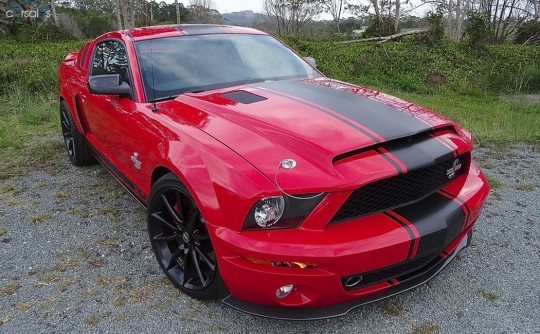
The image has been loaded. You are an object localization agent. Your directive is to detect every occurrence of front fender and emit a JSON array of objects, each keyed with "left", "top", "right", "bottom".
[{"left": 151, "top": 126, "right": 279, "bottom": 232}]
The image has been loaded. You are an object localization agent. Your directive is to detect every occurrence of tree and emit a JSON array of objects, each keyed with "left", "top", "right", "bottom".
[
  {"left": 120, "top": 0, "right": 135, "bottom": 29},
  {"left": 50, "top": 0, "right": 59, "bottom": 26},
  {"left": 114, "top": 0, "right": 122, "bottom": 29},
  {"left": 188, "top": 0, "right": 222, "bottom": 24},
  {"left": 349, "top": 0, "right": 408, "bottom": 32},
  {"left": 323, "top": 0, "right": 348, "bottom": 33},
  {"left": 264, "top": 0, "right": 324, "bottom": 34},
  {"left": 175, "top": 0, "right": 180, "bottom": 23},
  {"left": 421, "top": 0, "right": 539, "bottom": 42}
]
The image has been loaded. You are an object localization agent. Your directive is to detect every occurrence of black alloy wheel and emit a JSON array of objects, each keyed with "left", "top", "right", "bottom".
[{"left": 147, "top": 173, "right": 220, "bottom": 299}]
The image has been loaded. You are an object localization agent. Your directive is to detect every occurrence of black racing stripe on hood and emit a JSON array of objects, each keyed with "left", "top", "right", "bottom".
[
  {"left": 257, "top": 86, "right": 382, "bottom": 143},
  {"left": 384, "top": 135, "right": 456, "bottom": 172},
  {"left": 393, "top": 193, "right": 465, "bottom": 257},
  {"left": 257, "top": 80, "right": 431, "bottom": 141}
]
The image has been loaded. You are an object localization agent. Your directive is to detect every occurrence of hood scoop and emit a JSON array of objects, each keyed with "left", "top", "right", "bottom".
[{"left": 220, "top": 91, "right": 267, "bottom": 104}]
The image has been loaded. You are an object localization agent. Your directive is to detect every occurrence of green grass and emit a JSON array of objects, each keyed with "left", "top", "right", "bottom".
[
  {"left": 1, "top": 282, "right": 21, "bottom": 296},
  {"left": 283, "top": 36, "right": 540, "bottom": 95},
  {"left": 0, "top": 91, "right": 63, "bottom": 179},
  {"left": 485, "top": 175, "right": 504, "bottom": 189},
  {"left": 412, "top": 322, "right": 440, "bottom": 334},
  {"left": 479, "top": 289, "right": 499, "bottom": 301},
  {"left": 0, "top": 40, "right": 85, "bottom": 94},
  {"left": 390, "top": 91, "right": 540, "bottom": 143},
  {"left": 0, "top": 38, "right": 538, "bottom": 183}
]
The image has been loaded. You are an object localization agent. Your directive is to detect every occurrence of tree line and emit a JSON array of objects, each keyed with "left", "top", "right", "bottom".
[
  {"left": 263, "top": 0, "right": 539, "bottom": 43},
  {"left": 0, "top": 0, "right": 538, "bottom": 44}
]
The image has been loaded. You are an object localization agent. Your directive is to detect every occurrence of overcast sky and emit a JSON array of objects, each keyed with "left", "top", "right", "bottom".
[
  {"left": 178, "top": 0, "right": 265, "bottom": 14},
  {"left": 178, "top": 1, "right": 430, "bottom": 18}
]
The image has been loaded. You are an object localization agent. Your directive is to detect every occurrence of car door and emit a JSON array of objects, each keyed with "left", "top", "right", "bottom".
[{"left": 81, "top": 39, "right": 136, "bottom": 177}]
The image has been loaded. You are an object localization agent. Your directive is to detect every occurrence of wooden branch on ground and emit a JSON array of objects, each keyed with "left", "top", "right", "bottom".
[{"left": 341, "top": 29, "right": 429, "bottom": 44}]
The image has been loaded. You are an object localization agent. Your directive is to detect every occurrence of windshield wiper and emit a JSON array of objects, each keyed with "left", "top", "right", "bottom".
[
  {"left": 185, "top": 89, "right": 207, "bottom": 94},
  {"left": 150, "top": 95, "right": 178, "bottom": 103}
]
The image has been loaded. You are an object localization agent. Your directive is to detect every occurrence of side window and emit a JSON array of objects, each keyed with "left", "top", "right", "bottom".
[{"left": 91, "top": 40, "right": 130, "bottom": 85}]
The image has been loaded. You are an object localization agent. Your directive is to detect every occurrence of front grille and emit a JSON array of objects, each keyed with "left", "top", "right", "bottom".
[
  {"left": 342, "top": 253, "right": 442, "bottom": 290},
  {"left": 331, "top": 156, "right": 464, "bottom": 223}
]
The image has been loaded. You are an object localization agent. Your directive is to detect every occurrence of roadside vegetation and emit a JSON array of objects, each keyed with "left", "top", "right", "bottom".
[{"left": 0, "top": 36, "right": 537, "bottom": 179}]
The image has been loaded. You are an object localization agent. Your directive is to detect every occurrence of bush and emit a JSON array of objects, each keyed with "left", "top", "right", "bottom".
[
  {"left": 282, "top": 36, "right": 540, "bottom": 94},
  {"left": 0, "top": 40, "right": 85, "bottom": 94},
  {"left": 7, "top": 22, "right": 77, "bottom": 43},
  {"left": 363, "top": 16, "right": 396, "bottom": 38},
  {"left": 464, "top": 11, "right": 492, "bottom": 47},
  {"left": 425, "top": 12, "right": 445, "bottom": 45},
  {"left": 75, "top": 14, "right": 116, "bottom": 38},
  {"left": 514, "top": 20, "right": 540, "bottom": 45}
]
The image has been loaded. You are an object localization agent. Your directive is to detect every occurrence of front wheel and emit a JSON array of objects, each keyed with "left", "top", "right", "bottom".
[{"left": 147, "top": 173, "right": 220, "bottom": 299}]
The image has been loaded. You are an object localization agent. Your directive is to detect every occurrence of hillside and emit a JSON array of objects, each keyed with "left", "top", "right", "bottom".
[{"left": 221, "top": 10, "right": 269, "bottom": 27}]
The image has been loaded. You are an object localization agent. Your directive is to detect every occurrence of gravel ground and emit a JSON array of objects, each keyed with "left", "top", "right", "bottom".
[{"left": 1, "top": 142, "right": 539, "bottom": 334}]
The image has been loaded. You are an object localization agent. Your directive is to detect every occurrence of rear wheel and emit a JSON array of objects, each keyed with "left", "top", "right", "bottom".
[
  {"left": 147, "top": 173, "right": 220, "bottom": 299},
  {"left": 60, "top": 100, "right": 95, "bottom": 166}
]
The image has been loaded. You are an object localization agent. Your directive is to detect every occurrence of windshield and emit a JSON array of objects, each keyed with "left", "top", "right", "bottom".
[{"left": 135, "top": 34, "right": 320, "bottom": 102}]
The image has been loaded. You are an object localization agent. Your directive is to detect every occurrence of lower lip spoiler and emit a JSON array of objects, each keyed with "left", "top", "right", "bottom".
[{"left": 221, "top": 230, "right": 472, "bottom": 320}]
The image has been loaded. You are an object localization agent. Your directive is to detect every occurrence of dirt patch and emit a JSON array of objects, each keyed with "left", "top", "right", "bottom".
[{"left": 425, "top": 72, "right": 448, "bottom": 87}]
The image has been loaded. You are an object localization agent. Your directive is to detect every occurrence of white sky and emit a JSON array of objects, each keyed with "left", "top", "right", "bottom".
[
  {"left": 178, "top": 0, "right": 265, "bottom": 14},
  {"left": 177, "top": 0, "right": 430, "bottom": 18}
]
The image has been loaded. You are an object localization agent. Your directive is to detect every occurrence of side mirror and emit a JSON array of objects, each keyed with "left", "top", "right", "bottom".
[
  {"left": 88, "top": 74, "right": 131, "bottom": 97},
  {"left": 304, "top": 56, "right": 317, "bottom": 68}
]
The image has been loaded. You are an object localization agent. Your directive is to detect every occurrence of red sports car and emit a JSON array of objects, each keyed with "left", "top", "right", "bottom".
[{"left": 58, "top": 25, "right": 490, "bottom": 319}]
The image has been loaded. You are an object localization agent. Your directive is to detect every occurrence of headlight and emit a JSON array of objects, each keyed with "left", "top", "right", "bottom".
[
  {"left": 242, "top": 194, "right": 325, "bottom": 231},
  {"left": 254, "top": 196, "right": 285, "bottom": 227}
]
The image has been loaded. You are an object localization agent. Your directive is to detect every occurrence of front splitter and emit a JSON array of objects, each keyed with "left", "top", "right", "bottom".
[{"left": 221, "top": 230, "right": 472, "bottom": 320}]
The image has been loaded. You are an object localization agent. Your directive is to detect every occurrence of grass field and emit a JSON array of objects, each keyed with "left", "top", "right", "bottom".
[{"left": 0, "top": 39, "right": 538, "bottom": 180}]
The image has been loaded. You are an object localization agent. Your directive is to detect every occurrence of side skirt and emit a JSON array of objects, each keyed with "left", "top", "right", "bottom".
[{"left": 84, "top": 139, "right": 148, "bottom": 209}]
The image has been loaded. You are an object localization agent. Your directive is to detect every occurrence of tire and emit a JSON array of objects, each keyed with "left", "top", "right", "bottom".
[
  {"left": 60, "top": 100, "right": 95, "bottom": 166},
  {"left": 147, "top": 173, "right": 220, "bottom": 300}
]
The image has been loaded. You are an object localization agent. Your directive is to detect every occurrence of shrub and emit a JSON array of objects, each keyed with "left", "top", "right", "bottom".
[
  {"left": 0, "top": 40, "right": 85, "bottom": 94},
  {"left": 282, "top": 36, "right": 540, "bottom": 94},
  {"left": 425, "top": 12, "right": 445, "bottom": 45},
  {"left": 514, "top": 20, "right": 540, "bottom": 45},
  {"left": 7, "top": 22, "right": 77, "bottom": 43},
  {"left": 363, "top": 16, "right": 396, "bottom": 38},
  {"left": 464, "top": 11, "right": 492, "bottom": 47}
]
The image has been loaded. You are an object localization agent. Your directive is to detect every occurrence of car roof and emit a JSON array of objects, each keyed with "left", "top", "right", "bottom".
[{"left": 126, "top": 24, "right": 267, "bottom": 41}]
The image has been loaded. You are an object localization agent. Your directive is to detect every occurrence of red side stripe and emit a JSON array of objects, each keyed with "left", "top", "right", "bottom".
[
  {"left": 430, "top": 134, "right": 458, "bottom": 157},
  {"left": 386, "top": 210, "right": 420, "bottom": 258},
  {"left": 378, "top": 147, "right": 408, "bottom": 174}
]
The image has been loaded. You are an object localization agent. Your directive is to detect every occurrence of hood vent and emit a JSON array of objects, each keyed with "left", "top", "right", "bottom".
[
  {"left": 332, "top": 127, "right": 457, "bottom": 165},
  {"left": 220, "top": 91, "right": 267, "bottom": 104}
]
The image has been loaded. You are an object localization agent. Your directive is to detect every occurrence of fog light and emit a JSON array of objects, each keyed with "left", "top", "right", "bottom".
[{"left": 275, "top": 284, "right": 294, "bottom": 299}]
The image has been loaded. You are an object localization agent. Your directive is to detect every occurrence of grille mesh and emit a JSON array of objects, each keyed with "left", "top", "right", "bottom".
[{"left": 331, "top": 156, "right": 464, "bottom": 223}]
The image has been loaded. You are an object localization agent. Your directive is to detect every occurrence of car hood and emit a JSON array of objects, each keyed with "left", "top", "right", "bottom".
[{"left": 161, "top": 78, "right": 458, "bottom": 192}]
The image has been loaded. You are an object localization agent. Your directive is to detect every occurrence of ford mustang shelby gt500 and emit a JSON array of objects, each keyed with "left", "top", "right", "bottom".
[{"left": 58, "top": 25, "right": 490, "bottom": 319}]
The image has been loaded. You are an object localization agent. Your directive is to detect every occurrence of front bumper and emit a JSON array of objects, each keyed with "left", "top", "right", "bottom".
[
  {"left": 222, "top": 230, "right": 472, "bottom": 320},
  {"left": 209, "top": 163, "right": 489, "bottom": 320}
]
